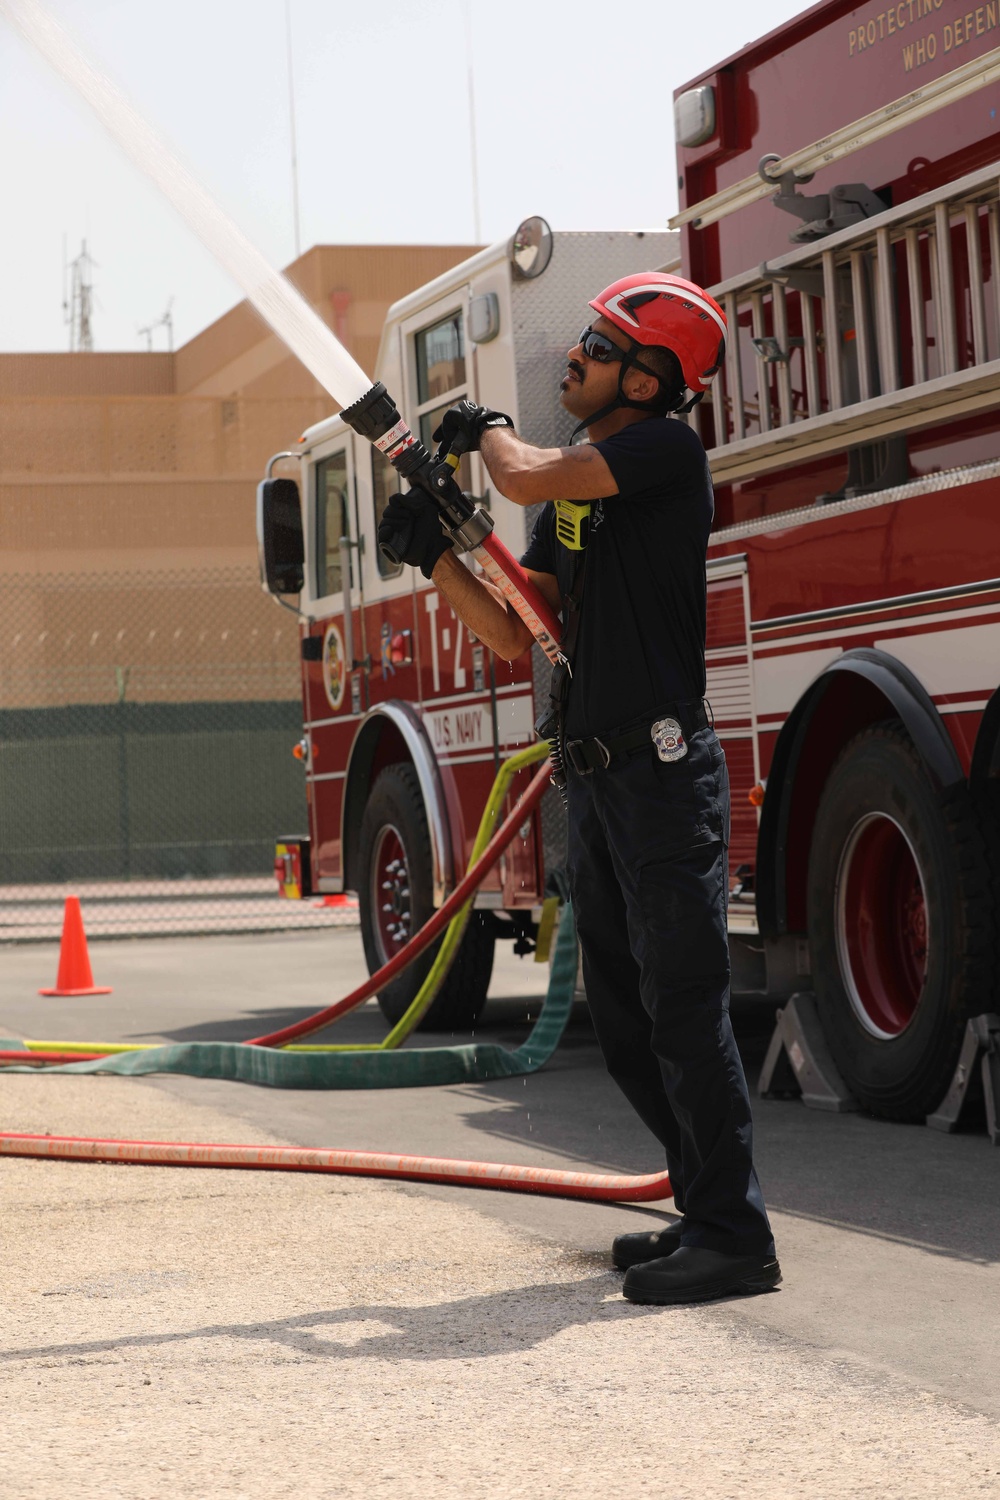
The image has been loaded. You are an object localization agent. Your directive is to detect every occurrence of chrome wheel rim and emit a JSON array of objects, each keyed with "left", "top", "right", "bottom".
[{"left": 370, "top": 824, "right": 411, "bottom": 966}]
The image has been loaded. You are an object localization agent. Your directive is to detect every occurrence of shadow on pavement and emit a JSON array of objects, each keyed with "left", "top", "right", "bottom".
[{"left": 1, "top": 1273, "right": 663, "bottom": 1367}]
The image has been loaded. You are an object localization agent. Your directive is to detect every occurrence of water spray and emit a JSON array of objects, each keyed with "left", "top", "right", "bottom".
[
  {"left": 0, "top": 0, "right": 373, "bottom": 405},
  {"left": 0, "top": 0, "right": 563, "bottom": 665}
]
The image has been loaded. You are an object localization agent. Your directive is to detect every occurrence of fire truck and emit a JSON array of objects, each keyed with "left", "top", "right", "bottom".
[
  {"left": 260, "top": 0, "right": 1000, "bottom": 1122},
  {"left": 260, "top": 225, "right": 677, "bottom": 1033}
]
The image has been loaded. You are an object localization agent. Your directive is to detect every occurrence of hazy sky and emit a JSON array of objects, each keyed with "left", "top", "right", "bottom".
[{"left": 0, "top": 0, "right": 806, "bottom": 353}]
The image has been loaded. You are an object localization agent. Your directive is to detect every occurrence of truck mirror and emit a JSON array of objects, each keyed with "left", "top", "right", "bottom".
[{"left": 257, "top": 476, "right": 304, "bottom": 595}]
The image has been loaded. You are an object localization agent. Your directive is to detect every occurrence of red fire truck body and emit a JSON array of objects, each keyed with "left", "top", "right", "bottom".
[
  {"left": 677, "top": 0, "right": 1000, "bottom": 1116},
  {"left": 263, "top": 0, "right": 1000, "bottom": 1115}
]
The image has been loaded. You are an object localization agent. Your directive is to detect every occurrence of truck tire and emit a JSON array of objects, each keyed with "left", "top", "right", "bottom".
[
  {"left": 806, "top": 721, "right": 991, "bottom": 1120},
  {"left": 979, "top": 779, "right": 1000, "bottom": 1012},
  {"left": 357, "top": 763, "right": 495, "bottom": 1031}
]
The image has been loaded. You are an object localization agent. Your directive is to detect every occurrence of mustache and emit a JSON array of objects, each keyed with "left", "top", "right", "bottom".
[{"left": 566, "top": 360, "right": 585, "bottom": 381}]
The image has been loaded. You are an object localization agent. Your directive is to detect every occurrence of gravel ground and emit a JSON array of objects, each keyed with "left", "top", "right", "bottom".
[{"left": 3, "top": 1074, "right": 1000, "bottom": 1500}]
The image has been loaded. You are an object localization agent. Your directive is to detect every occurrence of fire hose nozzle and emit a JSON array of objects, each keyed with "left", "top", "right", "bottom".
[
  {"left": 340, "top": 381, "right": 428, "bottom": 481},
  {"left": 339, "top": 381, "right": 400, "bottom": 443}
]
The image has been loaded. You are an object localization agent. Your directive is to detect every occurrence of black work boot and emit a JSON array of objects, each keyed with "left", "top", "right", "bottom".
[
  {"left": 622, "top": 1245, "right": 782, "bottom": 1305},
  {"left": 612, "top": 1219, "right": 683, "bottom": 1270}
]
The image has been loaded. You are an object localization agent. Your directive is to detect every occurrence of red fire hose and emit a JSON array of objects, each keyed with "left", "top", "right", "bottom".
[{"left": 0, "top": 1132, "right": 672, "bottom": 1203}]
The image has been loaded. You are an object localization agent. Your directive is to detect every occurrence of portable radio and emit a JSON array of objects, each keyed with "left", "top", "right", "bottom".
[{"left": 553, "top": 498, "right": 591, "bottom": 551}]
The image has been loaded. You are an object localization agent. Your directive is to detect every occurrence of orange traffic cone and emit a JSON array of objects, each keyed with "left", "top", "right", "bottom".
[{"left": 39, "top": 896, "right": 112, "bottom": 997}]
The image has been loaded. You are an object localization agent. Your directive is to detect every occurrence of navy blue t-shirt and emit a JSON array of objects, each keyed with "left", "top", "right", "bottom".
[{"left": 520, "top": 416, "right": 713, "bottom": 739}]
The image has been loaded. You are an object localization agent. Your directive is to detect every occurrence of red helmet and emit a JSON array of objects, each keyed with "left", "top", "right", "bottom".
[{"left": 589, "top": 272, "right": 727, "bottom": 397}]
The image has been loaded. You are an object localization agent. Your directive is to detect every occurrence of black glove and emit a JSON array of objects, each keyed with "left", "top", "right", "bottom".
[
  {"left": 432, "top": 398, "right": 514, "bottom": 454},
  {"left": 377, "top": 490, "right": 454, "bottom": 579}
]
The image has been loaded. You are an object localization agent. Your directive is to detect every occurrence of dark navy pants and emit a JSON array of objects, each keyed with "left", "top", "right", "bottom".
[{"left": 567, "top": 725, "right": 774, "bottom": 1257}]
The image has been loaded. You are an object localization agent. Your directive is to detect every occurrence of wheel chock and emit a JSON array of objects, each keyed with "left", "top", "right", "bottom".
[
  {"left": 758, "top": 992, "right": 859, "bottom": 1113},
  {"left": 926, "top": 1014, "right": 1000, "bottom": 1143}
]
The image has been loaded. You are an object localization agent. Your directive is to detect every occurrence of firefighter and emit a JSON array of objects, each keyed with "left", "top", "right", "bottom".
[{"left": 378, "top": 272, "right": 779, "bottom": 1305}]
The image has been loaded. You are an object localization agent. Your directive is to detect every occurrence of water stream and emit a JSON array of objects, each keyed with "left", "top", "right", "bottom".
[{"left": 0, "top": 0, "right": 373, "bottom": 409}]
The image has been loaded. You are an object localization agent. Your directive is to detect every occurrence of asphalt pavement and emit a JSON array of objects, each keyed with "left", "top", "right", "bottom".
[{"left": 3, "top": 928, "right": 1000, "bottom": 1496}]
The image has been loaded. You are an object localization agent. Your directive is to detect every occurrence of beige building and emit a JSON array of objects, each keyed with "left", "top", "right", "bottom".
[{"left": 0, "top": 244, "right": 475, "bottom": 708}]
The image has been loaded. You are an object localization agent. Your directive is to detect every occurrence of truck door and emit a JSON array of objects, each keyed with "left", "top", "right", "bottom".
[{"left": 303, "top": 434, "right": 366, "bottom": 888}]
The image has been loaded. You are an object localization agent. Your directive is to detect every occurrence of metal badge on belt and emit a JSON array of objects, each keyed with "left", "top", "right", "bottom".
[{"left": 651, "top": 717, "right": 688, "bottom": 763}]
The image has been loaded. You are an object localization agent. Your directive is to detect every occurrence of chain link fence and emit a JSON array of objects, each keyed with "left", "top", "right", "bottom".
[{"left": 0, "top": 566, "right": 357, "bottom": 940}]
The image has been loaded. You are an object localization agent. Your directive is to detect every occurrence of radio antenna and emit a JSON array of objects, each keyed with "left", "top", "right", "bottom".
[
  {"left": 63, "top": 238, "right": 95, "bottom": 352},
  {"left": 138, "top": 296, "right": 174, "bottom": 352}
]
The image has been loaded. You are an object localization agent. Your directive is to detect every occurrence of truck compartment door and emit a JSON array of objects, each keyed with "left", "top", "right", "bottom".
[{"left": 706, "top": 558, "right": 760, "bottom": 878}]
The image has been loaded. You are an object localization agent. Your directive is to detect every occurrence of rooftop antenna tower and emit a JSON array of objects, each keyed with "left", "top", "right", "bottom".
[
  {"left": 137, "top": 296, "right": 174, "bottom": 353},
  {"left": 63, "top": 237, "right": 95, "bottom": 351}
]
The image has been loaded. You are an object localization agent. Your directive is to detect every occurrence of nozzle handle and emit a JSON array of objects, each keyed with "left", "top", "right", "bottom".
[
  {"left": 441, "top": 426, "right": 474, "bottom": 461},
  {"left": 432, "top": 427, "right": 473, "bottom": 488}
]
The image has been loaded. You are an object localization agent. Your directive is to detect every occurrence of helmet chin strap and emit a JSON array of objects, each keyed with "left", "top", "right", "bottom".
[
  {"left": 568, "top": 347, "right": 701, "bottom": 442},
  {"left": 675, "top": 390, "right": 704, "bottom": 415}
]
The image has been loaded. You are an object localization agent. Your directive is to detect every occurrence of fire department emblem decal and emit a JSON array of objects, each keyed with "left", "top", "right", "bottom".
[
  {"left": 651, "top": 717, "right": 688, "bottom": 763},
  {"left": 323, "top": 623, "right": 346, "bottom": 710}
]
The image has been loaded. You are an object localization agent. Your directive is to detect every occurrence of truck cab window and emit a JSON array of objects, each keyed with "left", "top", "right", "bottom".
[
  {"left": 416, "top": 313, "right": 465, "bottom": 402},
  {"left": 316, "top": 450, "right": 349, "bottom": 598},
  {"left": 414, "top": 311, "right": 473, "bottom": 493}
]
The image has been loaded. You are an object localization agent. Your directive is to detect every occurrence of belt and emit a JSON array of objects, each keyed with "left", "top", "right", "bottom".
[{"left": 565, "top": 702, "right": 709, "bottom": 776}]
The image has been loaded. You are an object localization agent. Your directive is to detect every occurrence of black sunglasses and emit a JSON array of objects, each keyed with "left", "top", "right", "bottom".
[
  {"left": 579, "top": 326, "right": 624, "bottom": 362},
  {"left": 578, "top": 326, "right": 661, "bottom": 382}
]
